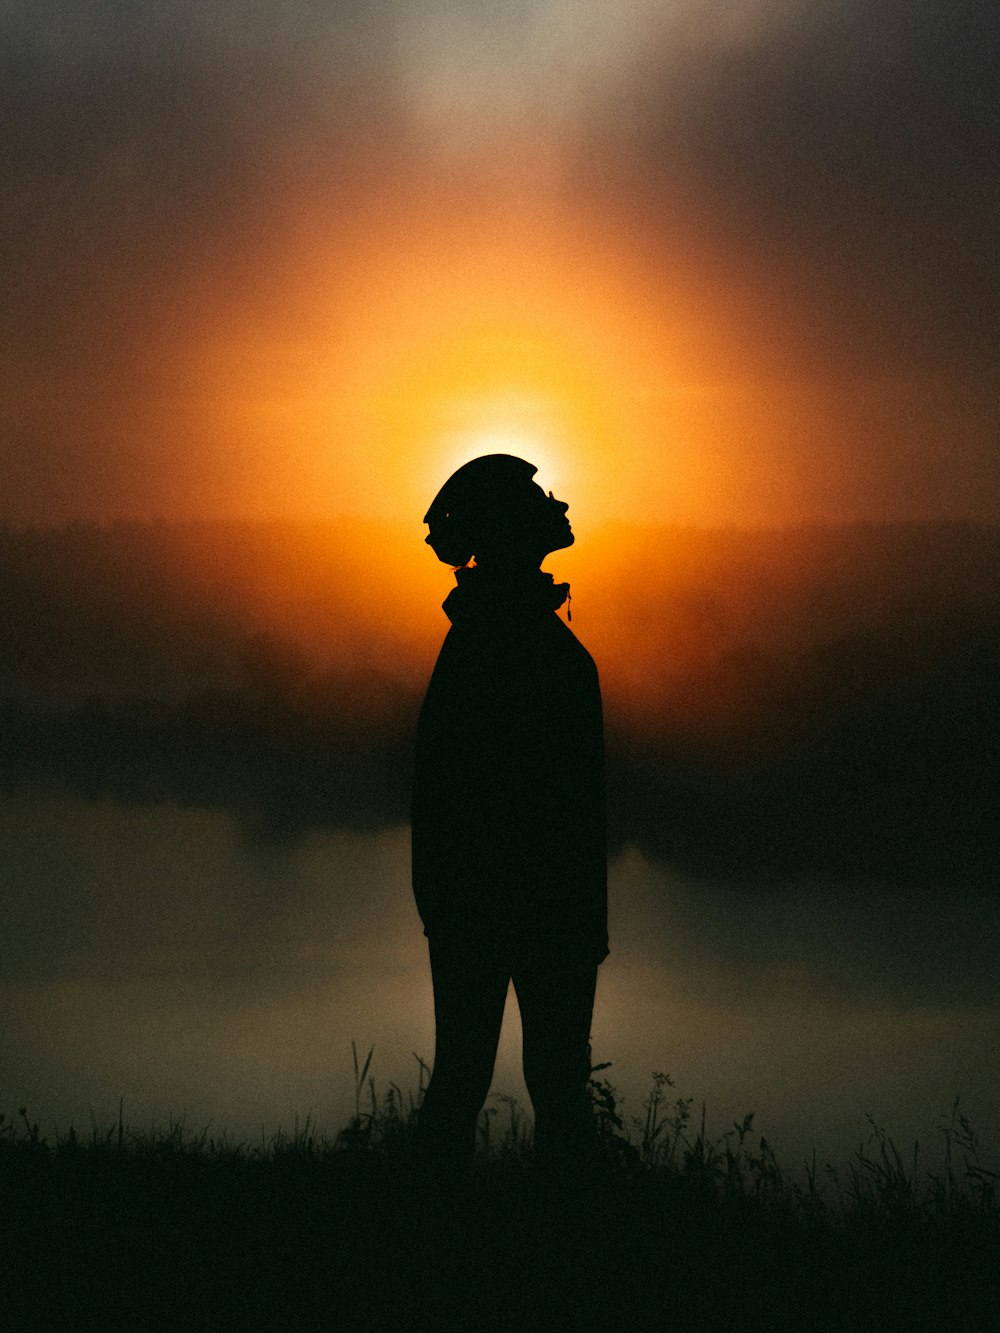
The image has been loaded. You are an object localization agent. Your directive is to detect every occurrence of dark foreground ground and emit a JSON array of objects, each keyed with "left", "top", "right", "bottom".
[{"left": 3, "top": 1106, "right": 999, "bottom": 1333}]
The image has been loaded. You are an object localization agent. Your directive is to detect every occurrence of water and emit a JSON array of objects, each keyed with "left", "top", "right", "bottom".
[{"left": 3, "top": 794, "right": 998, "bottom": 1169}]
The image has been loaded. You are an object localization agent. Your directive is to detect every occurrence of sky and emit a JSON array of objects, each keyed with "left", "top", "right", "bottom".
[{"left": 2, "top": 0, "right": 998, "bottom": 530}]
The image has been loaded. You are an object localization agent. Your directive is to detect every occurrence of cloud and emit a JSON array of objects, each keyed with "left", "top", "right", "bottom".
[
  {"left": 580, "top": 0, "right": 1000, "bottom": 378},
  {"left": 6, "top": 0, "right": 995, "bottom": 369},
  {"left": 1, "top": 1, "right": 997, "bottom": 521}
]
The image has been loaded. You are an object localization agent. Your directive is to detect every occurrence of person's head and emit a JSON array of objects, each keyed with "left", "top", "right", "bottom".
[{"left": 423, "top": 454, "right": 573, "bottom": 569}]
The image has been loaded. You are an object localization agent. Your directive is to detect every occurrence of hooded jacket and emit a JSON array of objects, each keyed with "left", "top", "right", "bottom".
[{"left": 411, "top": 565, "right": 608, "bottom": 962}]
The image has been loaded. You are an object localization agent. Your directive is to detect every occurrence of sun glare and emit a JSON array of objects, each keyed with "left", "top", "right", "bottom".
[
  {"left": 288, "top": 209, "right": 697, "bottom": 533},
  {"left": 187, "top": 207, "right": 712, "bottom": 560},
  {"left": 437, "top": 422, "right": 566, "bottom": 497}
]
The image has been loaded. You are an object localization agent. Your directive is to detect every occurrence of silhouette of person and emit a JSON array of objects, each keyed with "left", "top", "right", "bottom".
[{"left": 411, "top": 454, "right": 608, "bottom": 1171}]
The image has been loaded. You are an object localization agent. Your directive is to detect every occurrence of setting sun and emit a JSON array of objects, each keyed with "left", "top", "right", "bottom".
[{"left": 305, "top": 212, "right": 699, "bottom": 534}]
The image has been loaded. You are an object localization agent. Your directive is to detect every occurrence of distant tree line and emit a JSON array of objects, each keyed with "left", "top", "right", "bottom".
[{"left": 1, "top": 520, "right": 998, "bottom": 880}]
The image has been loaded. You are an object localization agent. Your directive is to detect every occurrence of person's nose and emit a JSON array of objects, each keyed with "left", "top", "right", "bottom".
[{"left": 548, "top": 491, "right": 569, "bottom": 514}]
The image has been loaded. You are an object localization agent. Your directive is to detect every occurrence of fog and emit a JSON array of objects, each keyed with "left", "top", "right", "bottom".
[
  {"left": 5, "top": 793, "right": 997, "bottom": 1169},
  {"left": 4, "top": 520, "right": 999, "bottom": 885},
  {"left": 3, "top": 519, "right": 998, "bottom": 1168}
]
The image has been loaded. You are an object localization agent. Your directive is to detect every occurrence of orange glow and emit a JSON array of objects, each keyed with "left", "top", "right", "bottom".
[
  {"left": 173, "top": 199, "right": 713, "bottom": 538},
  {"left": 321, "top": 214, "right": 690, "bottom": 529},
  {"left": 157, "top": 188, "right": 873, "bottom": 658},
  {"left": 153, "top": 202, "right": 728, "bottom": 681}
]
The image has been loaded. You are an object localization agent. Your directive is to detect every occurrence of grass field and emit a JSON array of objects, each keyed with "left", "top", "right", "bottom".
[{"left": 4, "top": 1052, "right": 998, "bottom": 1331}]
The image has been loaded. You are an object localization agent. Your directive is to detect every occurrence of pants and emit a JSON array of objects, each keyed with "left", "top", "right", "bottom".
[{"left": 417, "top": 934, "right": 599, "bottom": 1165}]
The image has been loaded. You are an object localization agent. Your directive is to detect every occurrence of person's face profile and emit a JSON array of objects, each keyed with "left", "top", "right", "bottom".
[{"left": 523, "top": 482, "right": 573, "bottom": 554}]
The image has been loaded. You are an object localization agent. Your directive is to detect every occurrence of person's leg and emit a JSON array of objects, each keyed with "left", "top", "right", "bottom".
[
  {"left": 416, "top": 935, "right": 510, "bottom": 1168},
  {"left": 512, "top": 953, "right": 599, "bottom": 1163}
]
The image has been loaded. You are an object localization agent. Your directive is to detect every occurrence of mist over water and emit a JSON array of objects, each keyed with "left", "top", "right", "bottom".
[
  {"left": 3, "top": 522, "right": 998, "bottom": 1169},
  {"left": 5, "top": 793, "right": 997, "bottom": 1169}
]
